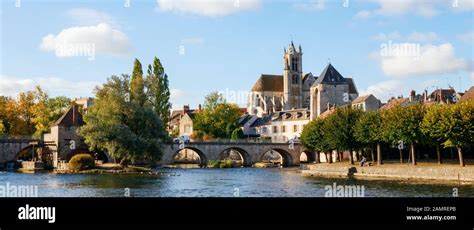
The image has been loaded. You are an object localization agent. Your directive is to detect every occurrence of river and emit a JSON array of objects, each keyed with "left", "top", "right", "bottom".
[{"left": 0, "top": 167, "right": 472, "bottom": 197}]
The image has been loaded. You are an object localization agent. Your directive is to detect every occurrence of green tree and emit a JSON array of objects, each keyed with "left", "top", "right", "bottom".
[
  {"left": 354, "top": 110, "right": 384, "bottom": 164},
  {"left": 130, "top": 58, "right": 146, "bottom": 106},
  {"left": 146, "top": 57, "right": 171, "bottom": 130},
  {"left": 323, "top": 107, "right": 362, "bottom": 165},
  {"left": 31, "top": 86, "right": 71, "bottom": 137},
  {"left": 231, "top": 128, "right": 245, "bottom": 140},
  {"left": 193, "top": 92, "right": 242, "bottom": 140},
  {"left": 437, "top": 101, "right": 474, "bottom": 167},
  {"left": 421, "top": 104, "right": 446, "bottom": 164},
  {"left": 382, "top": 103, "right": 425, "bottom": 165},
  {"left": 80, "top": 74, "right": 167, "bottom": 165},
  {"left": 301, "top": 118, "right": 329, "bottom": 163}
]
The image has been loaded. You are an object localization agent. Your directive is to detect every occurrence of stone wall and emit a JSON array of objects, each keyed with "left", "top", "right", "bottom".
[{"left": 301, "top": 163, "right": 474, "bottom": 182}]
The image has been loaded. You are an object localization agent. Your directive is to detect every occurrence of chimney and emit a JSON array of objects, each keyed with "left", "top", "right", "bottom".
[
  {"left": 183, "top": 105, "right": 189, "bottom": 115},
  {"left": 410, "top": 90, "right": 416, "bottom": 102},
  {"left": 198, "top": 104, "right": 202, "bottom": 112}
]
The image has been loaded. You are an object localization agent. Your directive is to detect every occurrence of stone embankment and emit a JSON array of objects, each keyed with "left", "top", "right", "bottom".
[{"left": 301, "top": 163, "right": 474, "bottom": 183}]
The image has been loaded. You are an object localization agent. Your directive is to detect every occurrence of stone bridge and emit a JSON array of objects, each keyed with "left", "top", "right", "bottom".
[
  {"left": 159, "top": 142, "right": 315, "bottom": 166},
  {"left": 0, "top": 139, "right": 39, "bottom": 164},
  {"left": 0, "top": 139, "right": 316, "bottom": 167}
]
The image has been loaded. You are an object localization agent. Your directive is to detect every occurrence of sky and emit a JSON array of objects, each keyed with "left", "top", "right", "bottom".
[{"left": 1, "top": 0, "right": 473, "bottom": 109}]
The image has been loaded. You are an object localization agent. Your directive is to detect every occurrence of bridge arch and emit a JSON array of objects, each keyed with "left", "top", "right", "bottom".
[
  {"left": 15, "top": 144, "right": 52, "bottom": 161},
  {"left": 218, "top": 147, "right": 252, "bottom": 167},
  {"left": 173, "top": 147, "right": 208, "bottom": 166},
  {"left": 259, "top": 148, "right": 294, "bottom": 166}
]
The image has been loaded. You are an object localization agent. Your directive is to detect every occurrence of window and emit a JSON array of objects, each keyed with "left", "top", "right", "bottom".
[
  {"left": 273, "top": 126, "right": 278, "bottom": 133},
  {"left": 281, "top": 125, "right": 286, "bottom": 133},
  {"left": 291, "top": 57, "right": 298, "bottom": 71},
  {"left": 293, "top": 125, "right": 298, "bottom": 132},
  {"left": 65, "top": 126, "right": 72, "bottom": 131},
  {"left": 184, "top": 125, "right": 191, "bottom": 134},
  {"left": 292, "top": 74, "right": 299, "bottom": 84}
]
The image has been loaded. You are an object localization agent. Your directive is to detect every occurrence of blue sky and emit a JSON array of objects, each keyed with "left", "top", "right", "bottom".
[{"left": 1, "top": 0, "right": 473, "bottom": 109}]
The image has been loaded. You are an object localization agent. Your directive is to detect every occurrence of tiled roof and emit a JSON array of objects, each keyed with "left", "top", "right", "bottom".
[
  {"left": 251, "top": 74, "right": 284, "bottom": 92},
  {"left": 314, "top": 63, "right": 346, "bottom": 85},
  {"left": 54, "top": 105, "right": 85, "bottom": 126},
  {"left": 345, "top": 77, "right": 359, "bottom": 95},
  {"left": 460, "top": 86, "right": 474, "bottom": 102},
  {"left": 352, "top": 94, "right": 372, "bottom": 104}
]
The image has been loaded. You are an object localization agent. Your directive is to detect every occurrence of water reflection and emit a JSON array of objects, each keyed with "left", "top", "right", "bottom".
[{"left": 0, "top": 168, "right": 472, "bottom": 197}]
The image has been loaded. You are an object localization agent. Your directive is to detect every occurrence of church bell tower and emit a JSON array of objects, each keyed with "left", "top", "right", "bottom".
[{"left": 283, "top": 41, "right": 303, "bottom": 110}]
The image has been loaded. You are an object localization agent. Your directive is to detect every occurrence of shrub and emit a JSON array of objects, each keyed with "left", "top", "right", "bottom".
[
  {"left": 69, "top": 154, "right": 95, "bottom": 172},
  {"left": 208, "top": 160, "right": 234, "bottom": 168}
]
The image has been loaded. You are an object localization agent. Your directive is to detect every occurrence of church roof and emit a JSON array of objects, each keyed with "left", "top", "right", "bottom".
[
  {"left": 345, "top": 78, "right": 359, "bottom": 95},
  {"left": 54, "top": 105, "right": 85, "bottom": 126},
  {"left": 314, "top": 63, "right": 346, "bottom": 85},
  {"left": 251, "top": 74, "right": 283, "bottom": 92}
]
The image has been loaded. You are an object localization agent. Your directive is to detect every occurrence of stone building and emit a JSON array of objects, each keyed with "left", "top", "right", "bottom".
[{"left": 351, "top": 94, "right": 381, "bottom": 112}]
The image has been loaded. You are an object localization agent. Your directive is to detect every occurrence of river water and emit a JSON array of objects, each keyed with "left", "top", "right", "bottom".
[{"left": 0, "top": 167, "right": 473, "bottom": 197}]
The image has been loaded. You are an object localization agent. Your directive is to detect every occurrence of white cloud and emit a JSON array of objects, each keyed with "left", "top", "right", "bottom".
[
  {"left": 156, "top": 0, "right": 261, "bottom": 17},
  {"left": 458, "top": 31, "right": 474, "bottom": 44},
  {"left": 294, "top": 0, "right": 326, "bottom": 11},
  {"left": 40, "top": 23, "right": 131, "bottom": 58},
  {"left": 66, "top": 8, "right": 117, "bottom": 26},
  {"left": 354, "top": 0, "right": 473, "bottom": 19},
  {"left": 353, "top": 10, "right": 372, "bottom": 19},
  {"left": 180, "top": 37, "right": 205, "bottom": 45},
  {"left": 359, "top": 80, "right": 407, "bottom": 102},
  {"left": 376, "top": 43, "right": 468, "bottom": 77},
  {"left": 170, "top": 88, "right": 186, "bottom": 100},
  {"left": 0, "top": 76, "right": 99, "bottom": 98}
]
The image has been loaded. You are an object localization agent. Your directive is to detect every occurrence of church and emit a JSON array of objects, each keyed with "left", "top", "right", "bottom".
[
  {"left": 248, "top": 41, "right": 359, "bottom": 119},
  {"left": 246, "top": 42, "right": 360, "bottom": 142}
]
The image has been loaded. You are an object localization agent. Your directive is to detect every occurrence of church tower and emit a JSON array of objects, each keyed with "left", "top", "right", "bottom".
[{"left": 283, "top": 41, "right": 303, "bottom": 110}]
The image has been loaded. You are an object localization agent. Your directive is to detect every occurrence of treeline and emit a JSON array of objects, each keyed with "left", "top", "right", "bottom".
[
  {"left": 0, "top": 86, "right": 71, "bottom": 138},
  {"left": 80, "top": 57, "right": 171, "bottom": 165},
  {"left": 300, "top": 100, "right": 474, "bottom": 167}
]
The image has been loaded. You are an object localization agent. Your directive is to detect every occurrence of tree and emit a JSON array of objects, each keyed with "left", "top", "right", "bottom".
[
  {"left": 421, "top": 104, "right": 446, "bottom": 164},
  {"left": 193, "top": 92, "right": 242, "bottom": 140},
  {"left": 301, "top": 118, "right": 329, "bottom": 163},
  {"left": 31, "top": 86, "right": 71, "bottom": 137},
  {"left": 231, "top": 128, "right": 245, "bottom": 140},
  {"left": 382, "top": 103, "right": 425, "bottom": 165},
  {"left": 146, "top": 57, "right": 171, "bottom": 129},
  {"left": 323, "top": 107, "right": 362, "bottom": 165},
  {"left": 354, "top": 110, "right": 384, "bottom": 164},
  {"left": 130, "top": 58, "right": 146, "bottom": 106},
  {"left": 437, "top": 101, "right": 474, "bottom": 167},
  {"left": 80, "top": 74, "right": 168, "bottom": 165}
]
